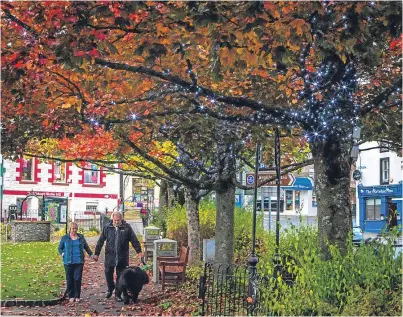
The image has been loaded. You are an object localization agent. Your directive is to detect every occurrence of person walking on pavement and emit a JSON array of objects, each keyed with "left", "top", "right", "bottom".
[
  {"left": 93, "top": 211, "right": 143, "bottom": 302},
  {"left": 58, "top": 222, "right": 95, "bottom": 303}
]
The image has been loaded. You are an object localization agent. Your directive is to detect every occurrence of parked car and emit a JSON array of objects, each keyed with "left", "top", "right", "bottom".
[{"left": 352, "top": 221, "right": 364, "bottom": 246}]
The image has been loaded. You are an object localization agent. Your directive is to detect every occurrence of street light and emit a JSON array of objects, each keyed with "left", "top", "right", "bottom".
[{"left": 247, "top": 143, "right": 260, "bottom": 313}]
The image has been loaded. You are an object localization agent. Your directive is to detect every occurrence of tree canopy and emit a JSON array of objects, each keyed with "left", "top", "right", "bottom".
[{"left": 2, "top": 1, "right": 401, "bottom": 260}]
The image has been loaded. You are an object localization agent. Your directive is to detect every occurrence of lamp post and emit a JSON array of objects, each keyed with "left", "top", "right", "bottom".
[
  {"left": 247, "top": 143, "right": 260, "bottom": 313},
  {"left": 274, "top": 128, "right": 281, "bottom": 252}
]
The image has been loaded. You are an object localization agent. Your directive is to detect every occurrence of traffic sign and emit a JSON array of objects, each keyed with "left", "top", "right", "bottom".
[{"left": 246, "top": 175, "right": 255, "bottom": 185}]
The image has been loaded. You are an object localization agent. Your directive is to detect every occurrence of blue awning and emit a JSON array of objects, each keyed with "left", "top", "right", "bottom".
[{"left": 285, "top": 177, "right": 313, "bottom": 190}]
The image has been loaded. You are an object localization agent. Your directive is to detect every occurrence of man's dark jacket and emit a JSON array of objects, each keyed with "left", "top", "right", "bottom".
[{"left": 95, "top": 220, "right": 142, "bottom": 267}]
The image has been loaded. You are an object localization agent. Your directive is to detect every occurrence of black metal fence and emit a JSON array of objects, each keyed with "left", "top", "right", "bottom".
[
  {"left": 1, "top": 208, "right": 110, "bottom": 233},
  {"left": 199, "top": 257, "right": 297, "bottom": 316}
]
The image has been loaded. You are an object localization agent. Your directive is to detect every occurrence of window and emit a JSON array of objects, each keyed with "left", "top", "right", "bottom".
[
  {"left": 380, "top": 158, "right": 390, "bottom": 185},
  {"left": 21, "top": 158, "right": 34, "bottom": 181},
  {"left": 53, "top": 162, "right": 66, "bottom": 183},
  {"left": 366, "top": 198, "right": 381, "bottom": 220},
  {"left": 86, "top": 203, "right": 98, "bottom": 212},
  {"left": 379, "top": 141, "right": 389, "bottom": 153},
  {"left": 295, "top": 191, "right": 301, "bottom": 210},
  {"left": 285, "top": 190, "right": 293, "bottom": 210},
  {"left": 83, "top": 163, "right": 99, "bottom": 185}
]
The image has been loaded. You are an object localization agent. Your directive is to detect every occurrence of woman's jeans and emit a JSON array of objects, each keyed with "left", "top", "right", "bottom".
[{"left": 64, "top": 263, "right": 84, "bottom": 299}]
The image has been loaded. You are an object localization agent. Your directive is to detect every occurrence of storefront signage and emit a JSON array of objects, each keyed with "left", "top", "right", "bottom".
[{"left": 360, "top": 187, "right": 394, "bottom": 195}]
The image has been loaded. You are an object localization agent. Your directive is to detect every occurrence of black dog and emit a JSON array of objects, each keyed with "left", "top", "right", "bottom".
[{"left": 116, "top": 266, "right": 149, "bottom": 305}]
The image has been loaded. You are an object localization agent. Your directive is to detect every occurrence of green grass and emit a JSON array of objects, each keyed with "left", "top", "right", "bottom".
[{"left": 1, "top": 242, "right": 65, "bottom": 300}]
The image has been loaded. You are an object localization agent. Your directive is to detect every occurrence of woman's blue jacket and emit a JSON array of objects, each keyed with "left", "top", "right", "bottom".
[{"left": 58, "top": 233, "right": 93, "bottom": 265}]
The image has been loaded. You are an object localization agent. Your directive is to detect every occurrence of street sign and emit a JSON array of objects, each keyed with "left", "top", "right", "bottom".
[
  {"left": 246, "top": 172, "right": 295, "bottom": 186},
  {"left": 246, "top": 175, "right": 255, "bottom": 185},
  {"left": 353, "top": 170, "right": 362, "bottom": 181}
]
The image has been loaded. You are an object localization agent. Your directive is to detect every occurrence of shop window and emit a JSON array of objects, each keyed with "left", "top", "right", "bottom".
[
  {"left": 380, "top": 158, "right": 389, "bottom": 185},
  {"left": 295, "top": 191, "right": 301, "bottom": 210},
  {"left": 285, "top": 190, "right": 293, "bottom": 210},
  {"left": 366, "top": 198, "right": 381, "bottom": 220},
  {"left": 84, "top": 163, "right": 99, "bottom": 185}
]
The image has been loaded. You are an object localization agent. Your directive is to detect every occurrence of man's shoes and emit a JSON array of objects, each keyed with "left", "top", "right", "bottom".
[
  {"left": 106, "top": 290, "right": 113, "bottom": 299},
  {"left": 115, "top": 296, "right": 123, "bottom": 302}
]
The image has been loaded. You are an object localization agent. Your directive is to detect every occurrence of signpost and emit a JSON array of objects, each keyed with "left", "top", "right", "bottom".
[{"left": 245, "top": 172, "right": 295, "bottom": 186}]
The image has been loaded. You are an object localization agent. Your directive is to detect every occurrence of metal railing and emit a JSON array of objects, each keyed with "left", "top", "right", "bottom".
[{"left": 199, "top": 257, "right": 297, "bottom": 316}]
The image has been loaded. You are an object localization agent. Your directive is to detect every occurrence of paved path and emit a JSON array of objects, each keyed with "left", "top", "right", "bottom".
[{"left": 1, "top": 241, "right": 165, "bottom": 316}]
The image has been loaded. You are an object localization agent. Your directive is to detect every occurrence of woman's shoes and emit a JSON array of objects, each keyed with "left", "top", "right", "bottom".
[
  {"left": 75, "top": 298, "right": 81, "bottom": 303},
  {"left": 68, "top": 298, "right": 81, "bottom": 303},
  {"left": 69, "top": 298, "right": 75, "bottom": 303}
]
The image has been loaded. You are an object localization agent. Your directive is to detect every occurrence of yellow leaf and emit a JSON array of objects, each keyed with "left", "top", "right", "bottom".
[
  {"left": 156, "top": 22, "right": 170, "bottom": 37},
  {"left": 61, "top": 102, "right": 72, "bottom": 109},
  {"left": 266, "top": 53, "right": 274, "bottom": 67},
  {"left": 341, "top": 54, "right": 347, "bottom": 64}
]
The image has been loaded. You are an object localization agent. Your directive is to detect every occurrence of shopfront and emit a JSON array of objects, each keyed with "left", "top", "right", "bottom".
[{"left": 357, "top": 182, "right": 402, "bottom": 233}]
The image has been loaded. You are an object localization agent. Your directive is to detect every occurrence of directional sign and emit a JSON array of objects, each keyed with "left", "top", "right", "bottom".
[
  {"left": 246, "top": 175, "right": 255, "bottom": 185},
  {"left": 246, "top": 172, "right": 295, "bottom": 186}
]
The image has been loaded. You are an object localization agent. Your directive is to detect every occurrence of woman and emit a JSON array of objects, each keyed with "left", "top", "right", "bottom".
[{"left": 58, "top": 222, "right": 94, "bottom": 303}]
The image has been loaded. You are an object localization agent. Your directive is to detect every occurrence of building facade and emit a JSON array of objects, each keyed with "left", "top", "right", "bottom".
[
  {"left": 355, "top": 141, "right": 402, "bottom": 233},
  {"left": 1, "top": 157, "right": 121, "bottom": 223}
]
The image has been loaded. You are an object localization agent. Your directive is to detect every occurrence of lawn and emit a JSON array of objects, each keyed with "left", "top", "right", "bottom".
[{"left": 1, "top": 242, "right": 65, "bottom": 300}]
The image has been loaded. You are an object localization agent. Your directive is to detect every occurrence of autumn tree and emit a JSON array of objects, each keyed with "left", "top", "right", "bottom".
[{"left": 2, "top": 1, "right": 401, "bottom": 260}]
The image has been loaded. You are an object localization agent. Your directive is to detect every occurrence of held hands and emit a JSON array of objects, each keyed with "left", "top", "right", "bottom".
[{"left": 92, "top": 255, "right": 99, "bottom": 262}]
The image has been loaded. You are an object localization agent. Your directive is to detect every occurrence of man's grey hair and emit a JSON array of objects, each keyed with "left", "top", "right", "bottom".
[{"left": 111, "top": 211, "right": 123, "bottom": 219}]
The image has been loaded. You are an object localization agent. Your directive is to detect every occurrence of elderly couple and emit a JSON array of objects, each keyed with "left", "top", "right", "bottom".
[{"left": 58, "top": 211, "right": 143, "bottom": 303}]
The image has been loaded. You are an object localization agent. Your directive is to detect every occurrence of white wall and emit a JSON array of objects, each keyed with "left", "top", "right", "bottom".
[
  {"left": 357, "top": 141, "right": 402, "bottom": 186},
  {"left": 2, "top": 159, "right": 121, "bottom": 213}
]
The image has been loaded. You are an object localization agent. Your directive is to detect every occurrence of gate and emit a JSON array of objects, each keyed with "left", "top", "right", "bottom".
[{"left": 199, "top": 256, "right": 298, "bottom": 316}]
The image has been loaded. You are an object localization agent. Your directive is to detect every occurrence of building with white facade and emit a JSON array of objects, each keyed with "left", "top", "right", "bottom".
[
  {"left": 0, "top": 157, "right": 157, "bottom": 223},
  {"left": 355, "top": 141, "right": 402, "bottom": 233}
]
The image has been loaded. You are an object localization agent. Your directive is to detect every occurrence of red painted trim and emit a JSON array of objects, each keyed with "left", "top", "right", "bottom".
[
  {"left": 78, "top": 166, "right": 84, "bottom": 185},
  {"left": 74, "top": 193, "right": 118, "bottom": 199},
  {"left": 66, "top": 163, "right": 72, "bottom": 183},
  {"left": 48, "top": 162, "right": 55, "bottom": 183},
  {"left": 34, "top": 158, "right": 41, "bottom": 183},
  {"left": 16, "top": 157, "right": 22, "bottom": 181},
  {"left": 3, "top": 190, "right": 118, "bottom": 199},
  {"left": 100, "top": 170, "right": 106, "bottom": 187}
]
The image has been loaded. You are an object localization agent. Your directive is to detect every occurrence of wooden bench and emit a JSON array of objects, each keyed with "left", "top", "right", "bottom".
[{"left": 158, "top": 246, "right": 190, "bottom": 290}]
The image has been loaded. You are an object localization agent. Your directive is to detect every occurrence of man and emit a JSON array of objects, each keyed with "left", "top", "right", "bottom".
[
  {"left": 93, "top": 211, "right": 143, "bottom": 301},
  {"left": 387, "top": 198, "right": 398, "bottom": 230}
]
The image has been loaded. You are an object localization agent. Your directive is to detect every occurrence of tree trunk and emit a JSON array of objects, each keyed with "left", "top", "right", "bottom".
[
  {"left": 184, "top": 187, "right": 201, "bottom": 265},
  {"left": 167, "top": 182, "right": 175, "bottom": 208},
  {"left": 159, "top": 180, "right": 168, "bottom": 211},
  {"left": 311, "top": 134, "right": 352, "bottom": 259},
  {"left": 215, "top": 178, "right": 236, "bottom": 267}
]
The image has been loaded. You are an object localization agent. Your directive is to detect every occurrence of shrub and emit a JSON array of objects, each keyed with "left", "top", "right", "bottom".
[
  {"left": 150, "top": 206, "right": 168, "bottom": 235},
  {"left": 88, "top": 226, "right": 100, "bottom": 234},
  {"left": 257, "top": 226, "right": 402, "bottom": 316},
  {"left": 0, "top": 222, "right": 12, "bottom": 240}
]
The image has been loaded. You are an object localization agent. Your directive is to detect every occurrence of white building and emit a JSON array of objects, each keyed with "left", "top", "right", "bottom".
[
  {"left": 355, "top": 141, "right": 402, "bottom": 232},
  {"left": 0, "top": 157, "right": 157, "bottom": 223}
]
